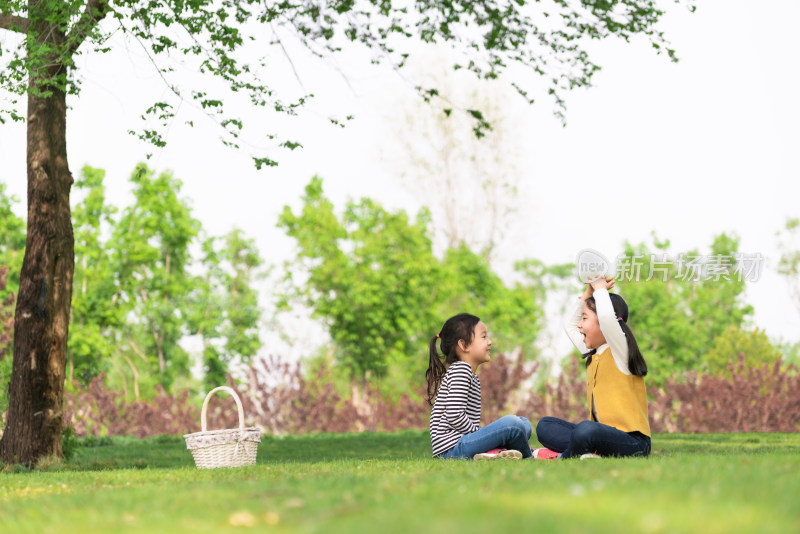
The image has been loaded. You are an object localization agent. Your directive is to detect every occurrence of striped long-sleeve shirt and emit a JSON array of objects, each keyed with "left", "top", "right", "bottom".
[{"left": 429, "top": 360, "right": 481, "bottom": 457}]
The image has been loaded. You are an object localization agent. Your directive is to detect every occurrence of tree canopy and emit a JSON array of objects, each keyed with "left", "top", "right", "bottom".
[
  {"left": 610, "top": 233, "right": 757, "bottom": 386},
  {"left": 1, "top": 0, "right": 689, "bottom": 162}
]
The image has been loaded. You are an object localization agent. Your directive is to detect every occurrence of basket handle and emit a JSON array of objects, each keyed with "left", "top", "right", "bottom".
[{"left": 200, "top": 386, "right": 246, "bottom": 432}]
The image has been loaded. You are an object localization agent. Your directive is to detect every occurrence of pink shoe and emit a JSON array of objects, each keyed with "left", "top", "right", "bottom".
[
  {"left": 473, "top": 448, "right": 523, "bottom": 460},
  {"left": 532, "top": 448, "right": 560, "bottom": 460}
]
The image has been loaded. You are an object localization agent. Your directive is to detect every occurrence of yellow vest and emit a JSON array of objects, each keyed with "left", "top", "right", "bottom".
[{"left": 586, "top": 346, "right": 651, "bottom": 437}]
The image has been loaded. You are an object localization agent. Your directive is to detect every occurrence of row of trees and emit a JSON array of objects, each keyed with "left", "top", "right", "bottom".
[
  {"left": 277, "top": 177, "right": 794, "bottom": 390},
  {"left": 0, "top": 165, "right": 264, "bottom": 413},
  {"left": 3, "top": 170, "right": 793, "bottom": 406},
  {"left": 3, "top": 169, "right": 796, "bottom": 398}
]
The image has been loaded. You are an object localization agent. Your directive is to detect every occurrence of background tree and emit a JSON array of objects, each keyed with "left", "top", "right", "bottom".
[
  {"left": 67, "top": 166, "right": 122, "bottom": 385},
  {"left": 278, "top": 177, "right": 544, "bottom": 386},
  {"left": 111, "top": 164, "right": 200, "bottom": 393},
  {"left": 777, "top": 218, "right": 800, "bottom": 315},
  {"left": 704, "top": 325, "right": 783, "bottom": 377},
  {"left": 612, "top": 233, "right": 753, "bottom": 386},
  {"left": 0, "top": 0, "right": 689, "bottom": 463},
  {"left": 0, "top": 184, "right": 26, "bottom": 292},
  {"left": 71, "top": 164, "right": 267, "bottom": 400},
  {"left": 386, "top": 56, "right": 524, "bottom": 263},
  {"left": 189, "top": 229, "right": 264, "bottom": 390},
  {"left": 278, "top": 177, "right": 440, "bottom": 381},
  {"left": 776, "top": 217, "right": 800, "bottom": 367},
  {"left": 0, "top": 183, "right": 25, "bottom": 412},
  {"left": 0, "top": 266, "right": 15, "bottom": 413}
]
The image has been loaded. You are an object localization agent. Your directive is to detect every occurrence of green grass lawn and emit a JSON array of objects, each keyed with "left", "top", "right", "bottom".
[{"left": 2, "top": 431, "right": 798, "bottom": 533}]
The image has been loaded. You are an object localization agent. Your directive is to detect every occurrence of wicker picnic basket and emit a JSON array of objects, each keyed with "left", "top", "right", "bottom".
[{"left": 184, "top": 386, "right": 261, "bottom": 469}]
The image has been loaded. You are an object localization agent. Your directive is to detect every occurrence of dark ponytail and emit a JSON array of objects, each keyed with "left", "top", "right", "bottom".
[
  {"left": 582, "top": 294, "right": 647, "bottom": 377},
  {"left": 425, "top": 313, "right": 481, "bottom": 405}
]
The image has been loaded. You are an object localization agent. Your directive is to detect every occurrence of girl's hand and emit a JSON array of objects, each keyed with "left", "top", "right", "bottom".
[{"left": 589, "top": 275, "right": 615, "bottom": 292}]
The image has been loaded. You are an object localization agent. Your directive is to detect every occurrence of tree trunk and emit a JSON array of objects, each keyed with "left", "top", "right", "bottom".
[
  {"left": 122, "top": 353, "right": 141, "bottom": 401},
  {"left": 0, "top": 61, "right": 74, "bottom": 465}
]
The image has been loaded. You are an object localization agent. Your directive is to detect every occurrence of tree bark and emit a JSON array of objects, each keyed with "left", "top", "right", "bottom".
[{"left": 0, "top": 56, "right": 74, "bottom": 465}]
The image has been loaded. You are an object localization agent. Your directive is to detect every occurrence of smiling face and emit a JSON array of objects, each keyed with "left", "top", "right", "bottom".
[
  {"left": 460, "top": 321, "right": 492, "bottom": 371},
  {"left": 578, "top": 302, "right": 607, "bottom": 350}
]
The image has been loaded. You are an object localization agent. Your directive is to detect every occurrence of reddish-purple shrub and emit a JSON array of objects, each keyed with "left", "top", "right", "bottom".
[
  {"left": 61, "top": 352, "right": 800, "bottom": 438},
  {"left": 478, "top": 352, "right": 537, "bottom": 424},
  {"left": 64, "top": 373, "right": 199, "bottom": 438},
  {"left": 225, "top": 355, "right": 429, "bottom": 434},
  {"left": 649, "top": 355, "right": 800, "bottom": 433},
  {"left": 519, "top": 357, "right": 586, "bottom": 424},
  {"left": 523, "top": 354, "right": 800, "bottom": 434}
]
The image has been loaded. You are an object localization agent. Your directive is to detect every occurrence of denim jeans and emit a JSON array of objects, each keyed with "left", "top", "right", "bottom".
[
  {"left": 535, "top": 416, "right": 650, "bottom": 459},
  {"left": 439, "top": 415, "right": 533, "bottom": 459}
]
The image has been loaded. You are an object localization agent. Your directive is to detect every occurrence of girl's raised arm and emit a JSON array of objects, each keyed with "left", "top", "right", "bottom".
[
  {"left": 592, "top": 286, "right": 631, "bottom": 375},
  {"left": 564, "top": 296, "right": 589, "bottom": 354}
]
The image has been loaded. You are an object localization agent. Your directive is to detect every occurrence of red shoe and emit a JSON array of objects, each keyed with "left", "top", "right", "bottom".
[
  {"left": 532, "top": 448, "right": 560, "bottom": 460},
  {"left": 473, "top": 448, "right": 523, "bottom": 460}
]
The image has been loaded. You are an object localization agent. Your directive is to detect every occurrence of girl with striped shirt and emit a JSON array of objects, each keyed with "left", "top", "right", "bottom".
[{"left": 427, "top": 313, "right": 533, "bottom": 460}]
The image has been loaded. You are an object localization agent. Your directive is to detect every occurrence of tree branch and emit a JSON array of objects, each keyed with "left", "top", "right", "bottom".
[
  {"left": 66, "top": 0, "right": 110, "bottom": 53},
  {"left": 0, "top": 14, "right": 30, "bottom": 34}
]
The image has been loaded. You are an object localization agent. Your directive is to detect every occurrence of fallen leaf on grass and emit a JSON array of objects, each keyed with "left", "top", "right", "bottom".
[
  {"left": 229, "top": 511, "right": 256, "bottom": 527},
  {"left": 284, "top": 498, "right": 305, "bottom": 508}
]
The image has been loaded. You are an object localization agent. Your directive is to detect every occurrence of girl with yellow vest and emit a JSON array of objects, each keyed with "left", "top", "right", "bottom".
[{"left": 533, "top": 275, "right": 651, "bottom": 459}]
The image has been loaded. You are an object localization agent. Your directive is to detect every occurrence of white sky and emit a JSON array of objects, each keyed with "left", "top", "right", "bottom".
[{"left": 1, "top": 0, "right": 799, "bottom": 362}]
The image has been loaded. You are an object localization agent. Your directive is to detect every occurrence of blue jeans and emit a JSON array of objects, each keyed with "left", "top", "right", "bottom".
[
  {"left": 439, "top": 415, "right": 533, "bottom": 459},
  {"left": 535, "top": 416, "right": 651, "bottom": 459}
]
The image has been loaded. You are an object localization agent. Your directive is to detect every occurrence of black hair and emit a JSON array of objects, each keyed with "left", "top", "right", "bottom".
[
  {"left": 425, "top": 313, "right": 481, "bottom": 406},
  {"left": 582, "top": 293, "right": 647, "bottom": 376}
]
